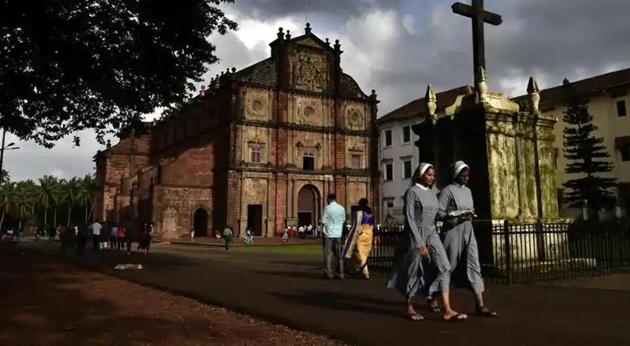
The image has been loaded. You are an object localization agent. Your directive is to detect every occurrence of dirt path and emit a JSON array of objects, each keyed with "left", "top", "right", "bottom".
[{"left": 0, "top": 246, "right": 341, "bottom": 345}]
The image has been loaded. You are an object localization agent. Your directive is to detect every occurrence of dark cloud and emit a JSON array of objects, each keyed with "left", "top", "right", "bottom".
[
  {"left": 229, "top": 0, "right": 402, "bottom": 21},
  {"left": 9, "top": 0, "right": 630, "bottom": 180}
]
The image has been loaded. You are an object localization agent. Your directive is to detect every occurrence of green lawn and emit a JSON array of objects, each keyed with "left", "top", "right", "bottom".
[{"left": 231, "top": 244, "right": 321, "bottom": 256}]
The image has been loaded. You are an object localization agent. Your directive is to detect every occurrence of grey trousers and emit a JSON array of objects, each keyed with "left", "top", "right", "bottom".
[{"left": 323, "top": 237, "right": 344, "bottom": 278}]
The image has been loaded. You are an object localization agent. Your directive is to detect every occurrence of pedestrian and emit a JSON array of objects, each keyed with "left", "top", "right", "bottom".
[
  {"left": 75, "top": 224, "right": 86, "bottom": 256},
  {"left": 190, "top": 228, "right": 195, "bottom": 242},
  {"left": 282, "top": 228, "right": 289, "bottom": 243},
  {"left": 244, "top": 228, "right": 254, "bottom": 245},
  {"left": 341, "top": 198, "right": 374, "bottom": 279},
  {"left": 223, "top": 225, "right": 233, "bottom": 250},
  {"left": 125, "top": 221, "right": 136, "bottom": 255},
  {"left": 110, "top": 224, "right": 118, "bottom": 250},
  {"left": 137, "top": 222, "right": 153, "bottom": 254},
  {"left": 321, "top": 193, "right": 346, "bottom": 280},
  {"left": 386, "top": 162, "right": 467, "bottom": 322},
  {"left": 48, "top": 224, "right": 57, "bottom": 244},
  {"left": 91, "top": 220, "right": 102, "bottom": 251},
  {"left": 307, "top": 224, "right": 313, "bottom": 237},
  {"left": 436, "top": 160, "right": 497, "bottom": 317},
  {"left": 116, "top": 224, "right": 126, "bottom": 251},
  {"left": 298, "top": 225, "right": 305, "bottom": 239}
]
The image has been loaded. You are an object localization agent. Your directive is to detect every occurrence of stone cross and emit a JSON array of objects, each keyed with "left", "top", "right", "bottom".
[{"left": 452, "top": 0, "right": 502, "bottom": 85}]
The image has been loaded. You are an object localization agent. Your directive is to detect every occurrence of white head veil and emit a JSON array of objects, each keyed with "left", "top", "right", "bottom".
[{"left": 452, "top": 160, "right": 469, "bottom": 179}]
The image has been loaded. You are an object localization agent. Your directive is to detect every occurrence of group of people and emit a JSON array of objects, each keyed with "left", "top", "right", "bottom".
[
  {"left": 319, "top": 160, "right": 497, "bottom": 322},
  {"left": 37, "top": 220, "right": 155, "bottom": 256},
  {"left": 320, "top": 194, "right": 375, "bottom": 280}
]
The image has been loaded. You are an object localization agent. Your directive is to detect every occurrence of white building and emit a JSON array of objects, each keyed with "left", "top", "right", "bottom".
[
  {"left": 376, "top": 86, "right": 472, "bottom": 223},
  {"left": 514, "top": 68, "right": 630, "bottom": 219},
  {"left": 377, "top": 68, "right": 630, "bottom": 223}
]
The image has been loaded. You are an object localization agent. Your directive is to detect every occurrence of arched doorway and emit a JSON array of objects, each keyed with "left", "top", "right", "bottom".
[
  {"left": 297, "top": 185, "right": 320, "bottom": 228},
  {"left": 193, "top": 208, "right": 208, "bottom": 237}
]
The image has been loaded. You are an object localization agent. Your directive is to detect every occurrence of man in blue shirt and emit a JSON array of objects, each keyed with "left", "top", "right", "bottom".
[{"left": 321, "top": 193, "right": 346, "bottom": 279}]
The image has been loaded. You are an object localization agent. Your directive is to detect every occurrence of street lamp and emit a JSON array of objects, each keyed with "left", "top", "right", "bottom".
[{"left": 0, "top": 128, "right": 20, "bottom": 185}]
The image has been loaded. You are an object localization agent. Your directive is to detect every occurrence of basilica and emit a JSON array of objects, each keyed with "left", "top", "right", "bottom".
[{"left": 93, "top": 24, "right": 380, "bottom": 238}]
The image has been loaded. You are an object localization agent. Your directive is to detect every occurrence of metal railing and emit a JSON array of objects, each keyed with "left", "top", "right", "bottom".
[{"left": 367, "top": 219, "right": 630, "bottom": 284}]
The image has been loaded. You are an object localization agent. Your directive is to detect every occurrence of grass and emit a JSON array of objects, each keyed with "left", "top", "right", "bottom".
[{"left": 231, "top": 244, "right": 321, "bottom": 256}]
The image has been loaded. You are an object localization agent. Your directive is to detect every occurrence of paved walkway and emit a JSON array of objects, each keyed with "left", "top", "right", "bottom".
[{"left": 18, "top": 242, "right": 630, "bottom": 346}]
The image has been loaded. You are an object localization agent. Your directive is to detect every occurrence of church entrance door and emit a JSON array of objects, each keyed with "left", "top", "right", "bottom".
[
  {"left": 297, "top": 185, "right": 320, "bottom": 228},
  {"left": 193, "top": 208, "right": 208, "bottom": 237},
  {"left": 247, "top": 204, "right": 263, "bottom": 236}
]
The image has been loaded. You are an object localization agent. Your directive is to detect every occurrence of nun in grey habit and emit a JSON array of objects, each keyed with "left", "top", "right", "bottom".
[
  {"left": 437, "top": 160, "right": 497, "bottom": 317},
  {"left": 387, "top": 162, "right": 467, "bottom": 321}
]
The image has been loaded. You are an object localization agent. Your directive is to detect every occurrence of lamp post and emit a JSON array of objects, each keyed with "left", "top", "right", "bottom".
[{"left": 0, "top": 128, "right": 20, "bottom": 186}]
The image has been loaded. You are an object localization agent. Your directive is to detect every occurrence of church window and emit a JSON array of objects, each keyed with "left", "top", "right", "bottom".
[
  {"left": 351, "top": 154, "right": 362, "bottom": 169},
  {"left": 251, "top": 148, "right": 262, "bottom": 163},
  {"left": 402, "top": 159, "right": 412, "bottom": 179},
  {"left": 617, "top": 100, "right": 627, "bottom": 117},
  {"left": 402, "top": 126, "right": 411, "bottom": 143},
  {"left": 384, "top": 130, "right": 392, "bottom": 147},
  {"left": 384, "top": 163, "right": 393, "bottom": 181},
  {"left": 620, "top": 144, "right": 630, "bottom": 162},
  {"left": 303, "top": 152, "right": 315, "bottom": 170}
]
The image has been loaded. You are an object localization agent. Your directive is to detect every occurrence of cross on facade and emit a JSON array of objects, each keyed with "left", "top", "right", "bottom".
[{"left": 452, "top": 0, "right": 502, "bottom": 85}]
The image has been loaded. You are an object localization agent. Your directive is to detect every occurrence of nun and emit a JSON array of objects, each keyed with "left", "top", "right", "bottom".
[
  {"left": 387, "top": 162, "right": 467, "bottom": 322},
  {"left": 437, "top": 160, "right": 497, "bottom": 317}
]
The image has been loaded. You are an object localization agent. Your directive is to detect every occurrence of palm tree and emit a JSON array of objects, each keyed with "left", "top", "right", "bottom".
[
  {"left": 0, "top": 182, "right": 19, "bottom": 231},
  {"left": 76, "top": 175, "right": 95, "bottom": 222},
  {"left": 14, "top": 182, "right": 34, "bottom": 232},
  {"left": 37, "top": 175, "right": 62, "bottom": 227},
  {"left": 62, "top": 178, "right": 80, "bottom": 225}
]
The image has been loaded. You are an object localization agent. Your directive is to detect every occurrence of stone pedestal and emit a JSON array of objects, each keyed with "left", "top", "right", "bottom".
[{"left": 413, "top": 89, "right": 560, "bottom": 264}]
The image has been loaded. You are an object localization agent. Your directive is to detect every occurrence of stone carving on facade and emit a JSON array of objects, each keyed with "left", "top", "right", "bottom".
[
  {"left": 344, "top": 102, "right": 366, "bottom": 130},
  {"left": 290, "top": 50, "right": 328, "bottom": 92},
  {"left": 245, "top": 89, "right": 270, "bottom": 120},
  {"left": 295, "top": 98, "right": 322, "bottom": 125}
]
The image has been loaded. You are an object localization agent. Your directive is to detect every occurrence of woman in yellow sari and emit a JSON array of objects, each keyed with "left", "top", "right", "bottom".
[{"left": 342, "top": 198, "right": 374, "bottom": 279}]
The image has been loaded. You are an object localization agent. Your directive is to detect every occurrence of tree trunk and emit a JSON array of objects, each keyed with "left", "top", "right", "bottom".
[
  {"left": 53, "top": 207, "right": 57, "bottom": 226},
  {"left": 0, "top": 210, "right": 5, "bottom": 231},
  {"left": 67, "top": 205, "right": 72, "bottom": 225},
  {"left": 44, "top": 209, "right": 47, "bottom": 226}
]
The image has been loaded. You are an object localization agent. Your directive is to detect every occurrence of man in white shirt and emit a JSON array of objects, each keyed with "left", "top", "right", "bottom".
[{"left": 92, "top": 220, "right": 102, "bottom": 251}]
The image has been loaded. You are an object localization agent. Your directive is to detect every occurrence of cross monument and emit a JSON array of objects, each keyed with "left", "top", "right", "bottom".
[{"left": 452, "top": 0, "right": 502, "bottom": 86}]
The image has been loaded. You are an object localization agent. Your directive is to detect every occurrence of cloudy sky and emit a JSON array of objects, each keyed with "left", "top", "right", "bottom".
[{"left": 6, "top": 0, "right": 630, "bottom": 181}]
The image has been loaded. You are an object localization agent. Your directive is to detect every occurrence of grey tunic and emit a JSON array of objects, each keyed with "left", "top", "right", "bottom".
[
  {"left": 387, "top": 184, "right": 451, "bottom": 298},
  {"left": 437, "top": 183, "right": 485, "bottom": 294}
]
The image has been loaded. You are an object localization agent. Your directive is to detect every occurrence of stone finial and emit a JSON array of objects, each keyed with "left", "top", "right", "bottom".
[
  {"left": 106, "top": 139, "right": 111, "bottom": 149},
  {"left": 425, "top": 84, "right": 438, "bottom": 124},
  {"left": 334, "top": 39, "right": 341, "bottom": 51},
  {"left": 475, "top": 65, "right": 489, "bottom": 102},
  {"left": 370, "top": 89, "right": 378, "bottom": 101},
  {"left": 305, "top": 22, "right": 311, "bottom": 34},
  {"left": 562, "top": 78, "right": 570, "bottom": 86},
  {"left": 231, "top": 67, "right": 236, "bottom": 73},
  {"left": 286, "top": 30, "right": 291, "bottom": 39},
  {"left": 325, "top": 38, "right": 330, "bottom": 45},
  {"left": 199, "top": 85, "right": 206, "bottom": 96},
  {"left": 277, "top": 27, "right": 284, "bottom": 40},
  {"left": 527, "top": 76, "right": 540, "bottom": 113}
]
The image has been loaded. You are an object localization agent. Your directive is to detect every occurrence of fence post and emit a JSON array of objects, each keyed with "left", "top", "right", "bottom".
[
  {"left": 503, "top": 220, "right": 512, "bottom": 284},
  {"left": 536, "top": 219, "right": 546, "bottom": 261}
]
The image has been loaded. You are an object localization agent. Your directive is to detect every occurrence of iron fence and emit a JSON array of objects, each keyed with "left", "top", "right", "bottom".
[{"left": 367, "top": 219, "right": 630, "bottom": 284}]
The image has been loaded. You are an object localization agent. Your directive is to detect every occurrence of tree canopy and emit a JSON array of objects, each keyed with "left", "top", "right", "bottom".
[
  {"left": 0, "top": 0, "right": 237, "bottom": 147},
  {"left": 561, "top": 78, "right": 617, "bottom": 213}
]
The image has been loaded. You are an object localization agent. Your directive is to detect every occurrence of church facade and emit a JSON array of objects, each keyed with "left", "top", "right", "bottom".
[{"left": 93, "top": 24, "right": 380, "bottom": 238}]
